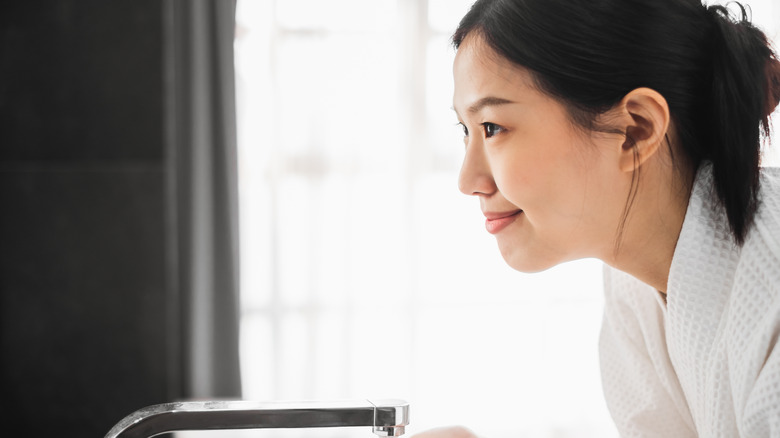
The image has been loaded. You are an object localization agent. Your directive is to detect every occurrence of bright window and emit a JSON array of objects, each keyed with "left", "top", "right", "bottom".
[{"left": 234, "top": 1, "right": 780, "bottom": 438}]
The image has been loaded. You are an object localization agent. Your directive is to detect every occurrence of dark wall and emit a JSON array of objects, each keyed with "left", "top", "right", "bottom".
[{"left": 1, "top": 1, "right": 180, "bottom": 435}]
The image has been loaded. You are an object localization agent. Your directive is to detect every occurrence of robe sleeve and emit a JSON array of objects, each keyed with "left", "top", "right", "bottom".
[
  {"left": 734, "top": 168, "right": 780, "bottom": 436},
  {"left": 599, "top": 266, "right": 697, "bottom": 437},
  {"left": 740, "top": 332, "right": 780, "bottom": 436}
]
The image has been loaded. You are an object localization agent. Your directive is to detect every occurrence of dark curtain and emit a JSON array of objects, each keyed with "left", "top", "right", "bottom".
[
  {"left": 0, "top": 0, "right": 241, "bottom": 434},
  {"left": 166, "top": 0, "right": 242, "bottom": 398}
]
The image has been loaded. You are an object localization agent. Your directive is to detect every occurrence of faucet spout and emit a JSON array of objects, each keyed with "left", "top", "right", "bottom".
[{"left": 105, "top": 399, "right": 409, "bottom": 438}]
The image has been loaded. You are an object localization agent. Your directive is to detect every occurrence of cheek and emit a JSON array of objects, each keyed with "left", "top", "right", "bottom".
[
  {"left": 496, "top": 136, "right": 585, "bottom": 205},
  {"left": 507, "top": 159, "right": 601, "bottom": 240}
]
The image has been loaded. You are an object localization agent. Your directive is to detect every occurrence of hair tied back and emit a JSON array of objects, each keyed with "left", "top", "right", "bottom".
[
  {"left": 705, "top": 2, "right": 780, "bottom": 122},
  {"left": 701, "top": 1, "right": 780, "bottom": 244}
]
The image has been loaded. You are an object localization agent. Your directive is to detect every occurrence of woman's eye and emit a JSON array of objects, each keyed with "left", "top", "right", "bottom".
[
  {"left": 458, "top": 122, "right": 469, "bottom": 137},
  {"left": 482, "top": 122, "right": 503, "bottom": 138}
]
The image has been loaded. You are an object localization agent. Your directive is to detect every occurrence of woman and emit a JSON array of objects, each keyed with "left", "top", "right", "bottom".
[{"left": 418, "top": 0, "right": 780, "bottom": 436}]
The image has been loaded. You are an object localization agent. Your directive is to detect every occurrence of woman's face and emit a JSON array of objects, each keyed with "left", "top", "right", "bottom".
[{"left": 453, "top": 34, "right": 629, "bottom": 272}]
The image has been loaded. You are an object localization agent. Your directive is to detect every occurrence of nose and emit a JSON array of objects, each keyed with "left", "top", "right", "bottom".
[{"left": 458, "top": 138, "right": 496, "bottom": 197}]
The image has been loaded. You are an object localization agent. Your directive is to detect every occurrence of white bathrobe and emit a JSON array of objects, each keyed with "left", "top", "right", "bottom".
[{"left": 599, "top": 164, "right": 780, "bottom": 437}]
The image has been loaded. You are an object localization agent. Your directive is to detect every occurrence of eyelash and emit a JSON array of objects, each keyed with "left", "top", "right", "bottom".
[{"left": 458, "top": 122, "right": 504, "bottom": 139}]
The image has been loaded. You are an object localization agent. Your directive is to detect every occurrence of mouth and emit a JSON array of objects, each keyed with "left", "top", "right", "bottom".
[{"left": 484, "top": 210, "right": 523, "bottom": 234}]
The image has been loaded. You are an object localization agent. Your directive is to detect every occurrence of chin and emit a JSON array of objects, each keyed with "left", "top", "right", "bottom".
[{"left": 497, "top": 239, "right": 561, "bottom": 273}]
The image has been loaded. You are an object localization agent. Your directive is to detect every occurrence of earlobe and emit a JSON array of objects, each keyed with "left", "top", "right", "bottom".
[{"left": 617, "top": 88, "right": 670, "bottom": 173}]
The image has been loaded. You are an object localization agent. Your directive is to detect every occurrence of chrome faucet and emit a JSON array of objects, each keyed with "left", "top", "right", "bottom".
[{"left": 105, "top": 399, "right": 410, "bottom": 438}]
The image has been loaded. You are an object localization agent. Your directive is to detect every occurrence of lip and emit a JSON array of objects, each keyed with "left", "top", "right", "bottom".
[{"left": 484, "top": 209, "right": 522, "bottom": 234}]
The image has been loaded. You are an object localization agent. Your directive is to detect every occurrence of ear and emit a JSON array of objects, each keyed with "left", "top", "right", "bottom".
[{"left": 616, "top": 88, "right": 670, "bottom": 173}]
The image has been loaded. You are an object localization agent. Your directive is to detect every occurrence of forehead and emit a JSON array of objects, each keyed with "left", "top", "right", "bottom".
[{"left": 453, "top": 34, "right": 535, "bottom": 110}]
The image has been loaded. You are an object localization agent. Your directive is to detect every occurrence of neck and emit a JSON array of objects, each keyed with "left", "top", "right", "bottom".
[{"left": 603, "top": 158, "right": 695, "bottom": 293}]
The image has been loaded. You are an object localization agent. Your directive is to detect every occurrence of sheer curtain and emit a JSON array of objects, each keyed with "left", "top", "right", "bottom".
[
  {"left": 167, "top": 0, "right": 242, "bottom": 399},
  {"left": 234, "top": 1, "right": 780, "bottom": 438}
]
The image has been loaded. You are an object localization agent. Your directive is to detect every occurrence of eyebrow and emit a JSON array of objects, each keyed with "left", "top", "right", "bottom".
[
  {"left": 453, "top": 96, "right": 517, "bottom": 115},
  {"left": 469, "top": 96, "right": 515, "bottom": 113}
]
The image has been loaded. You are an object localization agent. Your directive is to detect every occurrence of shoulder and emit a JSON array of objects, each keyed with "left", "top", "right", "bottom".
[
  {"left": 729, "top": 166, "right": 780, "bottom": 324},
  {"left": 738, "top": 167, "right": 780, "bottom": 294},
  {"left": 725, "top": 168, "right": 780, "bottom": 422},
  {"left": 751, "top": 167, "right": 780, "bottom": 255}
]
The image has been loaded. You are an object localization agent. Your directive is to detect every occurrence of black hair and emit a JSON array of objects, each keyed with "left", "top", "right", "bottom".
[{"left": 453, "top": 0, "right": 780, "bottom": 245}]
